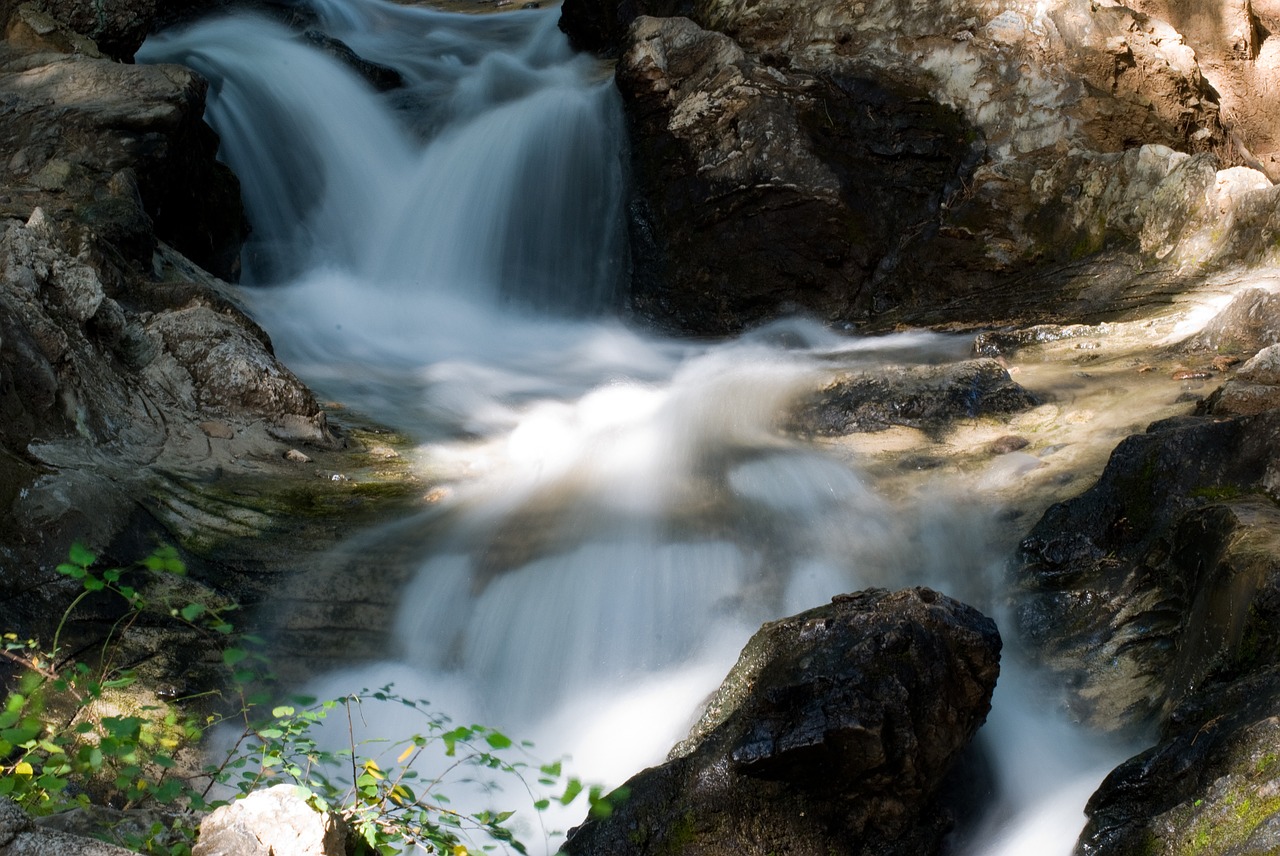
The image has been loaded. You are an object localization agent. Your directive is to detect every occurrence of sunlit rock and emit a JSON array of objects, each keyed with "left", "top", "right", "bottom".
[
  {"left": 1014, "top": 410, "right": 1280, "bottom": 733},
  {"left": 617, "top": 15, "right": 976, "bottom": 333},
  {"left": 192, "top": 785, "right": 347, "bottom": 856}
]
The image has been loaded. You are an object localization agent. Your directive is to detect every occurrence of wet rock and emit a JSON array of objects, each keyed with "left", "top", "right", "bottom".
[
  {"left": 302, "top": 30, "right": 403, "bottom": 90},
  {"left": 793, "top": 359, "right": 1038, "bottom": 436},
  {"left": 192, "top": 785, "right": 347, "bottom": 856},
  {"left": 990, "top": 435, "right": 1029, "bottom": 454},
  {"left": 1077, "top": 667, "right": 1280, "bottom": 856},
  {"left": 1187, "top": 288, "right": 1280, "bottom": 357},
  {"left": 1013, "top": 410, "right": 1280, "bottom": 733},
  {"left": 973, "top": 324, "right": 1107, "bottom": 357},
  {"left": 563, "top": 588, "right": 1000, "bottom": 856},
  {"left": 1199, "top": 344, "right": 1280, "bottom": 416}
]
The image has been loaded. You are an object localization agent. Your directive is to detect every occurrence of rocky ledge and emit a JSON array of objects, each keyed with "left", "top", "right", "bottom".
[{"left": 0, "top": 4, "right": 426, "bottom": 677}]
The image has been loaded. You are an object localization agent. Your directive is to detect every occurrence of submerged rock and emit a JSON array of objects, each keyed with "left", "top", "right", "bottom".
[
  {"left": 563, "top": 588, "right": 1001, "bottom": 856},
  {"left": 793, "top": 358, "right": 1038, "bottom": 436}
]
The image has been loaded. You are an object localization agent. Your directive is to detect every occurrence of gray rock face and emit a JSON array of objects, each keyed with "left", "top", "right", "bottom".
[
  {"left": 0, "top": 44, "right": 245, "bottom": 281},
  {"left": 0, "top": 798, "right": 138, "bottom": 856},
  {"left": 563, "top": 588, "right": 1001, "bottom": 856},
  {"left": 192, "top": 786, "right": 347, "bottom": 856},
  {"left": 564, "top": 0, "right": 1246, "bottom": 334}
]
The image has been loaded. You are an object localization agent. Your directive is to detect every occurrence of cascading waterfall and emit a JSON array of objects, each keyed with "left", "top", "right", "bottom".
[{"left": 141, "top": 2, "right": 1132, "bottom": 852}]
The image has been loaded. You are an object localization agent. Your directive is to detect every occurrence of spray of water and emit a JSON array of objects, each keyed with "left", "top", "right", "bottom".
[{"left": 141, "top": 3, "right": 1127, "bottom": 851}]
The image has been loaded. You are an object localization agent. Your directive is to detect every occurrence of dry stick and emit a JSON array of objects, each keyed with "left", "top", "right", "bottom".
[{"left": 0, "top": 646, "right": 58, "bottom": 681}]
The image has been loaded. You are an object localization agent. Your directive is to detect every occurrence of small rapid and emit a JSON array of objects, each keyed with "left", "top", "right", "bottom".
[{"left": 141, "top": 3, "right": 1133, "bottom": 852}]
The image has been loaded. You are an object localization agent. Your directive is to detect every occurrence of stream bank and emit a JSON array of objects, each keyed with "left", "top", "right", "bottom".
[{"left": 4, "top": 0, "right": 1280, "bottom": 853}]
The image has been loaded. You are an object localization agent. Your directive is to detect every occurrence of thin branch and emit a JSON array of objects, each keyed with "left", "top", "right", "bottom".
[{"left": 0, "top": 646, "right": 58, "bottom": 681}]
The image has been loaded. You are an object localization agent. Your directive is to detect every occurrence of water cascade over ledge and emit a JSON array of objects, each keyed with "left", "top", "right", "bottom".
[{"left": 141, "top": 2, "right": 1137, "bottom": 851}]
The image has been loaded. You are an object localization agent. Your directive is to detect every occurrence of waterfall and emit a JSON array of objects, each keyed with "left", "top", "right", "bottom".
[{"left": 140, "top": 3, "right": 1130, "bottom": 852}]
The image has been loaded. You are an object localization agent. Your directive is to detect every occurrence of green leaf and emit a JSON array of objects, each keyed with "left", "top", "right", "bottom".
[
  {"left": 222, "top": 648, "right": 248, "bottom": 667},
  {"left": 83, "top": 577, "right": 105, "bottom": 592},
  {"left": 57, "top": 563, "right": 87, "bottom": 580},
  {"left": 484, "top": 731, "right": 512, "bottom": 750},
  {"left": 559, "top": 778, "right": 584, "bottom": 805},
  {"left": 180, "top": 603, "right": 206, "bottom": 621},
  {"left": 68, "top": 543, "right": 96, "bottom": 567}
]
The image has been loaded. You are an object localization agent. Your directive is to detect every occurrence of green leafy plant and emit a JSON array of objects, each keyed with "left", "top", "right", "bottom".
[{"left": 0, "top": 543, "right": 609, "bottom": 855}]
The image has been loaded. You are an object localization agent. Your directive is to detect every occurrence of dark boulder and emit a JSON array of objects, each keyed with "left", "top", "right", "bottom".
[
  {"left": 617, "top": 16, "right": 976, "bottom": 335},
  {"left": 558, "top": 0, "right": 694, "bottom": 54},
  {"left": 563, "top": 587, "right": 1001, "bottom": 856}
]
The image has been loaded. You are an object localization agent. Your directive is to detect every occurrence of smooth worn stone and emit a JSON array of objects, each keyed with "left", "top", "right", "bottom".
[{"left": 192, "top": 786, "right": 347, "bottom": 856}]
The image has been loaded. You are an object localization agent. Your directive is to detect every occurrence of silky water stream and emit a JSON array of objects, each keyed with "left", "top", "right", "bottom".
[{"left": 141, "top": 3, "right": 1143, "bottom": 851}]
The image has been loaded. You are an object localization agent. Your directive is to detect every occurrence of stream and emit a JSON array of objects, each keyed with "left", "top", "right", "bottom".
[{"left": 140, "top": 3, "right": 1147, "bottom": 852}]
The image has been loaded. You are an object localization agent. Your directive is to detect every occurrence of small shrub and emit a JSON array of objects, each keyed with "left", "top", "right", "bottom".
[{"left": 0, "top": 544, "right": 601, "bottom": 855}]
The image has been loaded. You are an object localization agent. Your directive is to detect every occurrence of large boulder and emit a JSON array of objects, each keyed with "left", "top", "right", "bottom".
[
  {"left": 562, "top": 588, "right": 1001, "bottom": 856},
  {"left": 1080, "top": 665, "right": 1280, "bottom": 854},
  {"left": 1077, "top": 667, "right": 1280, "bottom": 855}
]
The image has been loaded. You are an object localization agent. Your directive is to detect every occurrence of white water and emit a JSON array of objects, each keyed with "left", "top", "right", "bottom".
[{"left": 141, "top": 3, "right": 1130, "bottom": 852}]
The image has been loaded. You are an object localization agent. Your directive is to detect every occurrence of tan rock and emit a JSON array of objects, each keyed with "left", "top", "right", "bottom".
[{"left": 192, "top": 786, "right": 347, "bottom": 856}]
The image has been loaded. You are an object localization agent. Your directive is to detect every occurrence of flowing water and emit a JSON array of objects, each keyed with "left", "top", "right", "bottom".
[{"left": 141, "top": 3, "right": 1142, "bottom": 852}]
